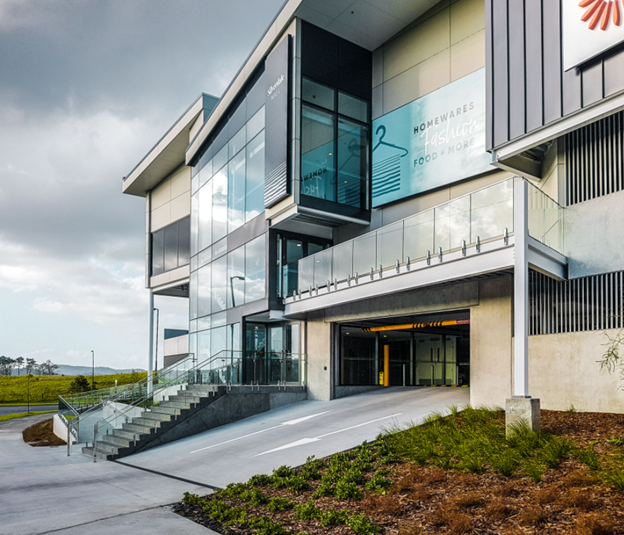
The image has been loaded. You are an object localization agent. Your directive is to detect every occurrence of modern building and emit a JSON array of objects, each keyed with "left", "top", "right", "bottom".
[{"left": 123, "top": 0, "right": 624, "bottom": 416}]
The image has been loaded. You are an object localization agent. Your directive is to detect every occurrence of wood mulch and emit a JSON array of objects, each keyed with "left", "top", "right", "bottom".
[
  {"left": 174, "top": 410, "right": 624, "bottom": 535},
  {"left": 22, "top": 418, "right": 66, "bottom": 447}
]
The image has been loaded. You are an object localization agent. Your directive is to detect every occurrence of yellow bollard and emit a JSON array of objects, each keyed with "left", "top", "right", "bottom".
[{"left": 384, "top": 345, "right": 390, "bottom": 387}]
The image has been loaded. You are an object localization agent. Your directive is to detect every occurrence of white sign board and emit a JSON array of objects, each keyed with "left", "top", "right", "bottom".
[{"left": 563, "top": 0, "right": 624, "bottom": 71}]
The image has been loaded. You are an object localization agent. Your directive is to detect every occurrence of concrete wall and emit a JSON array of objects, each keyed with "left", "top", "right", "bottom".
[
  {"left": 529, "top": 329, "right": 624, "bottom": 413},
  {"left": 53, "top": 414, "right": 77, "bottom": 445},
  {"left": 563, "top": 189, "right": 624, "bottom": 279},
  {"left": 306, "top": 310, "right": 333, "bottom": 401},
  {"left": 150, "top": 166, "right": 191, "bottom": 232},
  {"left": 373, "top": 0, "right": 486, "bottom": 120},
  {"left": 469, "top": 276, "right": 513, "bottom": 408}
]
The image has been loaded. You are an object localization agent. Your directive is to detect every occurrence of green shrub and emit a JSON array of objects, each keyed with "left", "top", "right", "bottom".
[
  {"left": 575, "top": 449, "right": 600, "bottom": 471},
  {"left": 522, "top": 462, "right": 544, "bottom": 483},
  {"left": 273, "top": 465, "right": 295, "bottom": 478},
  {"left": 543, "top": 438, "right": 573, "bottom": 469},
  {"left": 239, "top": 488, "right": 267, "bottom": 506},
  {"left": 285, "top": 476, "right": 311, "bottom": 491},
  {"left": 300, "top": 456, "right": 324, "bottom": 480},
  {"left": 335, "top": 480, "right": 363, "bottom": 500},
  {"left": 265, "top": 497, "right": 295, "bottom": 512},
  {"left": 365, "top": 472, "right": 392, "bottom": 493},
  {"left": 312, "top": 479, "right": 335, "bottom": 498},
  {"left": 320, "top": 508, "right": 349, "bottom": 526},
  {"left": 347, "top": 513, "right": 381, "bottom": 535},
  {"left": 248, "top": 474, "right": 274, "bottom": 487},
  {"left": 491, "top": 453, "right": 519, "bottom": 477},
  {"left": 248, "top": 516, "right": 287, "bottom": 535},
  {"left": 182, "top": 492, "right": 203, "bottom": 505},
  {"left": 603, "top": 469, "right": 624, "bottom": 490},
  {"left": 342, "top": 467, "right": 366, "bottom": 485},
  {"left": 294, "top": 499, "right": 321, "bottom": 520},
  {"left": 218, "top": 482, "right": 247, "bottom": 500}
]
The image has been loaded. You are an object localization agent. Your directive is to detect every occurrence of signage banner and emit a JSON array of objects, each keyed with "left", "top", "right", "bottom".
[
  {"left": 563, "top": 0, "right": 624, "bottom": 71},
  {"left": 264, "top": 35, "right": 291, "bottom": 208},
  {"left": 371, "top": 69, "right": 490, "bottom": 208}
]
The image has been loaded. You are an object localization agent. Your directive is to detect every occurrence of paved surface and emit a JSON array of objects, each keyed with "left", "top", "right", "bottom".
[
  {"left": 124, "top": 387, "right": 469, "bottom": 488},
  {"left": 0, "top": 387, "right": 468, "bottom": 535},
  {"left": 0, "top": 405, "right": 57, "bottom": 416}
]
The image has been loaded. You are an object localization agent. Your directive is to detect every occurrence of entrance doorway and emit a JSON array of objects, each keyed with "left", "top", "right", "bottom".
[
  {"left": 339, "top": 312, "right": 470, "bottom": 387},
  {"left": 244, "top": 323, "right": 301, "bottom": 384}
]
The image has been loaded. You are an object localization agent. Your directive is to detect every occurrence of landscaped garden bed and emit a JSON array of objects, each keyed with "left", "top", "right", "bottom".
[{"left": 174, "top": 408, "right": 624, "bottom": 534}]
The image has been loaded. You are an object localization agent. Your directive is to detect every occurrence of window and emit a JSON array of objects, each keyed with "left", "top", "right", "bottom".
[
  {"left": 300, "top": 78, "right": 369, "bottom": 210},
  {"left": 151, "top": 216, "right": 190, "bottom": 276}
]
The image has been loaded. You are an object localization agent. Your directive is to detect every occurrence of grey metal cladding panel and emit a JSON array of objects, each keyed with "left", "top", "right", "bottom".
[
  {"left": 562, "top": 67, "right": 582, "bottom": 116},
  {"left": 582, "top": 62, "right": 604, "bottom": 107},
  {"left": 508, "top": 0, "right": 526, "bottom": 140},
  {"left": 492, "top": 0, "right": 509, "bottom": 147},
  {"left": 524, "top": 0, "right": 543, "bottom": 133},
  {"left": 486, "top": 0, "right": 494, "bottom": 150},
  {"left": 604, "top": 50, "right": 624, "bottom": 97},
  {"left": 265, "top": 162, "right": 289, "bottom": 207},
  {"left": 542, "top": 0, "right": 562, "bottom": 124}
]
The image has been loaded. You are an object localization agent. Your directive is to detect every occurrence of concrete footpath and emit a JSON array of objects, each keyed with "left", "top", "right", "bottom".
[{"left": 0, "top": 387, "right": 468, "bottom": 535}]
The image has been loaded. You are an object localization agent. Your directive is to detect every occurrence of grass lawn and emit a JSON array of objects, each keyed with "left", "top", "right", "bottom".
[
  {"left": 0, "top": 372, "right": 147, "bottom": 404},
  {"left": 0, "top": 411, "right": 58, "bottom": 423},
  {"left": 175, "top": 407, "right": 624, "bottom": 535}
]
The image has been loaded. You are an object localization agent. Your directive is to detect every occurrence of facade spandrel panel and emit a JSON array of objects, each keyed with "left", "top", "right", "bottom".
[{"left": 245, "top": 235, "right": 266, "bottom": 303}]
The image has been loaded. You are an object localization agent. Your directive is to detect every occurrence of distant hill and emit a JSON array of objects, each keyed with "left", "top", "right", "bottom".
[{"left": 11, "top": 365, "right": 145, "bottom": 376}]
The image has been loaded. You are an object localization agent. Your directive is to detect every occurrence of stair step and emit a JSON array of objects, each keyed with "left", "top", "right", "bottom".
[
  {"left": 149, "top": 406, "right": 182, "bottom": 416},
  {"left": 92, "top": 441, "right": 118, "bottom": 455},
  {"left": 159, "top": 400, "right": 192, "bottom": 409},
  {"left": 101, "top": 435, "right": 131, "bottom": 448},
  {"left": 122, "top": 422, "right": 154, "bottom": 434},
  {"left": 114, "top": 429, "right": 146, "bottom": 441},
  {"left": 140, "top": 411, "right": 174, "bottom": 422},
  {"left": 131, "top": 417, "right": 162, "bottom": 428}
]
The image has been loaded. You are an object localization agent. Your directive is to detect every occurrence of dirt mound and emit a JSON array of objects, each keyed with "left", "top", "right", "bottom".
[{"left": 22, "top": 418, "right": 66, "bottom": 447}]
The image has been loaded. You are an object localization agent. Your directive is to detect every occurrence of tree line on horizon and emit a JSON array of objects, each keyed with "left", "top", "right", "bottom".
[{"left": 0, "top": 356, "right": 59, "bottom": 376}]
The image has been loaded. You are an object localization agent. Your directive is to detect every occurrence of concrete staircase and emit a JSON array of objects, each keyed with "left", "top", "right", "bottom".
[{"left": 82, "top": 384, "right": 306, "bottom": 461}]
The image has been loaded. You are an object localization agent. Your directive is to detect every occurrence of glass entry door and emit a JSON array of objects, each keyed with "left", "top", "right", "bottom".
[{"left": 245, "top": 323, "right": 300, "bottom": 384}]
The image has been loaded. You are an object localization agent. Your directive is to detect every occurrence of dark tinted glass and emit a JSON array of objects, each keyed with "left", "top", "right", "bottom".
[
  {"left": 164, "top": 224, "right": 178, "bottom": 271},
  {"left": 152, "top": 229, "right": 164, "bottom": 275},
  {"left": 178, "top": 217, "right": 190, "bottom": 265}
]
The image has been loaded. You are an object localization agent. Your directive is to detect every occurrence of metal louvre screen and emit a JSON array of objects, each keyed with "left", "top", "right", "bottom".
[
  {"left": 565, "top": 111, "right": 624, "bottom": 206},
  {"left": 529, "top": 270, "right": 624, "bottom": 336}
]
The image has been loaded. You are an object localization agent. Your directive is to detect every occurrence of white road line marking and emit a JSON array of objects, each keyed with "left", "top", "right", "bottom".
[
  {"left": 189, "top": 410, "right": 331, "bottom": 454},
  {"left": 254, "top": 413, "right": 403, "bottom": 456}
]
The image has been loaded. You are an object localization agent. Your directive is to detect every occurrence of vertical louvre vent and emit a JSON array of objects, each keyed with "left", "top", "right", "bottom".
[
  {"left": 565, "top": 111, "right": 624, "bottom": 206},
  {"left": 529, "top": 270, "right": 624, "bottom": 336}
]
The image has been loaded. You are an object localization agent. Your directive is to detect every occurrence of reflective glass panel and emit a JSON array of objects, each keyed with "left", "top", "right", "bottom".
[
  {"left": 302, "top": 78, "right": 335, "bottom": 110},
  {"left": 313, "top": 249, "right": 332, "bottom": 287},
  {"left": 213, "top": 144, "right": 228, "bottom": 174},
  {"left": 151, "top": 229, "right": 164, "bottom": 275},
  {"left": 301, "top": 105, "right": 336, "bottom": 201},
  {"left": 229, "top": 125, "right": 246, "bottom": 160},
  {"left": 404, "top": 209, "right": 434, "bottom": 259},
  {"left": 282, "top": 237, "right": 303, "bottom": 297},
  {"left": 337, "top": 118, "right": 368, "bottom": 208},
  {"left": 211, "top": 255, "right": 227, "bottom": 313},
  {"left": 197, "top": 263, "right": 211, "bottom": 318},
  {"left": 471, "top": 179, "right": 513, "bottom": 242},
  {"left": 227, "top": 246, "right": 245, "bottom": 308},
  {"left": 338, "top": 92, "right": 368, "bottom": 122},
  {"left": 376, "top": 221, "right": 403, "bottom": 268},
  {"left": 164, "top": 224, "right": 178, "bottom": 272},
  {"left": 211, "top": 326, "right": 227, "bottom": 360},
  {"left": 228, "top": 150, "right": 246, "bottom": 232},
  {"left": 246, "top": 131, "right": 265, "bottom": 223},
  {"left": 245, "top": 234, "right": 266, "bottom": 303},
  {"left": 191, "top": 193, "right": 199, "bottom": 256},
  {"left": 178, "top": 217, "right": 190, "bottom": 266},
  {"left": 212, "top": 237, "right": 227, "bottom": 259},
  {"left": 212, "top": 167, "right": 228, "bottom": 242},
  {"left": 352, "top": 233, "right": 376, "bottom": 275},
  {"left": 298, "top": 256, "right": 314, "bottom": 292},
  {"left": 332, "top": 242, "right": 352, "bottom": 281},
  {"left": 246, "top": 106, "right": 265, "bottom": 142},
  {"left": 198, "top": 330, "right": 211, "bottom": 363},
  {"left": 190, "top": 271, "right": 198, "bottom": 320},
  {"left": 198, "top": 180, "right": 212, "bottom": 252},
  {"left": 198, "top": 159, "right": 212, "bottom": 189}
]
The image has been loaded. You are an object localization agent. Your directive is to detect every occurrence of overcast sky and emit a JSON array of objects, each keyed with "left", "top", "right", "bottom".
[{"left": 0, "top": 0, "right": 285, "bottom": 370}]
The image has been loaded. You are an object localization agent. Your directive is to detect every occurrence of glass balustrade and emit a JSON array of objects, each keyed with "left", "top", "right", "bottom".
[
  {"left": 296, "top": 178, "right": 516, "bottom": 294},
  {"left": 527, "top": 182, "right": 563, "bottom": 253}
]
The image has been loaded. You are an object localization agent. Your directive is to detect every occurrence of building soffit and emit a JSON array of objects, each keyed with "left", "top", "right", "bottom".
[
  {"left": 123, "top": 93, "right": 218, "bottom": 198},
  {"left": 186, "top": 0, "right": 443, "bottom": 164}
]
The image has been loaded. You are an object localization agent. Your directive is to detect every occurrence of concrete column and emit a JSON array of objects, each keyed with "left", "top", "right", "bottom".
[
  {"left": 513, "top": 177, "right": 529, "bottom": 397},
  {"left": 148, "top": 292, "right": 154, "bottom": 395},
  {"left": 509, "top": 177, "right": 540, "bottom": 432}
]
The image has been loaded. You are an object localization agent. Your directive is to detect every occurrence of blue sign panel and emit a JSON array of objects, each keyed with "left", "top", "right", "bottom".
[{"left": 372, "top": 69, "right": 491, "bottom": 207}]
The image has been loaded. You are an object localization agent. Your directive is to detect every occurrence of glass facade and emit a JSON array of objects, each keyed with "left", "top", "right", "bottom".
[
  {"left": 300, "top": 78, "right": 369, "bottom": 210},
  {"left": 151, "top": 216, "right": 190, "bottom": 276}
]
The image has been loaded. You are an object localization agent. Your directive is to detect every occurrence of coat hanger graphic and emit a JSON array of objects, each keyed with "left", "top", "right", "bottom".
[{"left": 372, "top": 125, "right": 408, "bottom": 157}]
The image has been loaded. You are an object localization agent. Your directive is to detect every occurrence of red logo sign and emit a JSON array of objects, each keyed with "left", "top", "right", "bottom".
[{"left": 579, "top": 0, "right": 622, "bottom": 30}]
